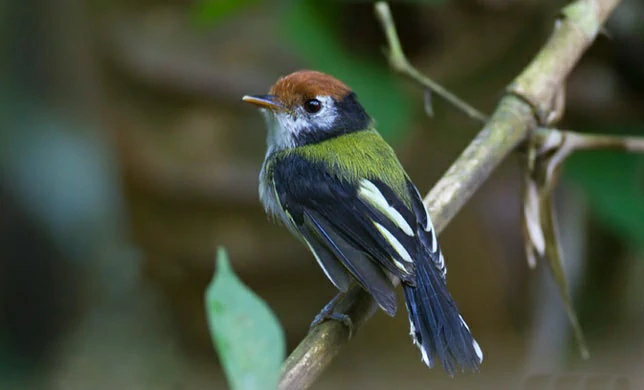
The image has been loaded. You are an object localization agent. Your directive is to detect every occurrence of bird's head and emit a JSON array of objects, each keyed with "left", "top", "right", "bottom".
[{"left": 243, "top": 70, "right": 371, "bottom": 151}]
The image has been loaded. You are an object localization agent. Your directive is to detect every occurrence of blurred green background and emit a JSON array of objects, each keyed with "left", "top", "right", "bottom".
[{"left": 1, "top": 0, "right": 642, "bottom": 389}]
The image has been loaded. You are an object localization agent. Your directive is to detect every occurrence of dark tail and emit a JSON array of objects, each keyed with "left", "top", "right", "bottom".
[{"left": 403, "top": 253, "right": 483, "bottom": 375}]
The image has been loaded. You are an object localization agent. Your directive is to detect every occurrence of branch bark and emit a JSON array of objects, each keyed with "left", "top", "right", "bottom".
[{"left": 278, "top": 1, "right": 621, "bottom": 389}]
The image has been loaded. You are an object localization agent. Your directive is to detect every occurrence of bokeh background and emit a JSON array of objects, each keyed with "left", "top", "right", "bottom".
[{"left": 1, "top": 0, "right": 643, "bottom": 389}]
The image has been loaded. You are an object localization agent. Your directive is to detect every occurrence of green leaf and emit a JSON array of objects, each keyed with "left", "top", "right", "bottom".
[
  {"left": 205, "top": 247, "right": 285, "bottom": 390},
  {"left": 565, "top": 150, "right": 644, "bottom": 249},
  {"left": 282, "top": 0, "right": 414, "bottom": 141},
  {"left": 191, "top": 0, "right": 259, "bottom": 26}
]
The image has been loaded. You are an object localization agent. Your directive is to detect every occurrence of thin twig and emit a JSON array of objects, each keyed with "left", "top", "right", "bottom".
[
  {"left": 374, "top": 2, "right": 488, "bottom": 124},
  {"left": 533, "top": 128, "right": 644, "bottom": 162},
  {"left": 278, "top": 1, "right": 622, "bottom": 389},
  {"left": 564, "top": 131, "right": 644, "bottom": 152}
]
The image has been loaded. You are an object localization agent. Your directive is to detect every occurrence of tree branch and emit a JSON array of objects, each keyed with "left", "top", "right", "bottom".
[
  {"left": 374, "top": 3, "right": 488, "bottom": 124},
  {"left": 278, "top": 1, "right": 621, "bottom": 389}
]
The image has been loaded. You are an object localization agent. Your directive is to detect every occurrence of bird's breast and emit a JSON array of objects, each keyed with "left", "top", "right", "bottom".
[{"left": 258, "top": 156, "right": 289, "bottom": 226}]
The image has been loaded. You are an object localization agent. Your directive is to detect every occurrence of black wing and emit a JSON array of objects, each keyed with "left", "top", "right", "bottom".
[
  {"left": 407, "top": 184, "right": 447, "bottom": 280},
  {"left": 272, "top": 153, "right": 434, "bottom": 316}
]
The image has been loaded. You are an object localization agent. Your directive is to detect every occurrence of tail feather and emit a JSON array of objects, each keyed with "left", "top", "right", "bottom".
[{"left": 403, "top": 252, "right": 483, "bottom": 375}]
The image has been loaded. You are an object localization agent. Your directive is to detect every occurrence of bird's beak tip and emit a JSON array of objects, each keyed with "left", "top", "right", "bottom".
[{"left": 242, "top": 95, "right": 282, "bottom": 110}]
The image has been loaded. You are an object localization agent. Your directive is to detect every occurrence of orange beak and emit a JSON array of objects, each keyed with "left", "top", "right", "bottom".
[{"left": 242, "top": 94, "right": 283, "bottom": 111}]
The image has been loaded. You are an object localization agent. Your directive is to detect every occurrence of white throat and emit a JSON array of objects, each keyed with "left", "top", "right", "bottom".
[{"left": 261, "top": 95, "right": 338, "bottom": 154}]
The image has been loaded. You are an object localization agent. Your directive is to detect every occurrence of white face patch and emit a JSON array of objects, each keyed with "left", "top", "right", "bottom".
[
  {"left": 261, "top": 109, "right": 296, "bottom": 153},
  {"left": 308, "top": 95, "right": 338, "bottom": 130},
  {"left": 262, "top": 95, "right": 338, "bottom": 153}
]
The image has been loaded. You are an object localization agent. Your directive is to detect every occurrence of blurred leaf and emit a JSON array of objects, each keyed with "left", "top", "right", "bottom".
[
  {"left": 565, "top": 145, "right": 644, "bottom": 250},
  {"left": 282, "top": 1, "right": 414, "bottom": 141},
  {"left": 205, "top": 247, "right": 285, "bottom": 390},
  {"left": 191, "top": 0, "right": 259, "bottom": 26}
]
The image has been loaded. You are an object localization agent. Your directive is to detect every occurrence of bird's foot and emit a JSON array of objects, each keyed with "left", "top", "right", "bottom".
[{"left": 310, "top": 293, "right": 354, "bottom": 339}]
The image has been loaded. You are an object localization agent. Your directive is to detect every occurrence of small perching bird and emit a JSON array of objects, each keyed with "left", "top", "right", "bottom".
[{"left": 243, "top": 70, "right": 483, "bottom": 375}]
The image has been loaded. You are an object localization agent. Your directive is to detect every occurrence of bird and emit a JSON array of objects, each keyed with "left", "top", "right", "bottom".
[{"left": 242, "top": 70, "right": 483, "bottom": 375}]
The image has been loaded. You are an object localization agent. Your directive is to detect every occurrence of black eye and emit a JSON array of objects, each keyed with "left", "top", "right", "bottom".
[{"left": 303, "top": 98, "right": 322, "bottom": 113}]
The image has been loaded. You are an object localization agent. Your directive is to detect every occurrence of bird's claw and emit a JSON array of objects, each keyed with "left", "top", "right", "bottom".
[{"left": 309, "top": 295, "right": 354, "bottom": 339}]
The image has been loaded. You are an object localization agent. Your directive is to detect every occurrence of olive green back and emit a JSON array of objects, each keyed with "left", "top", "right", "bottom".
[{"left": 284, "top": 129, "right": 412, "bottom": 206}]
